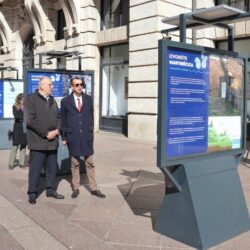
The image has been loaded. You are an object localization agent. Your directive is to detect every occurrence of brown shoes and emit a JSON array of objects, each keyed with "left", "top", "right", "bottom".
[
  {"left": 91, "top": 190, "right": 106, "bottom": 198},
  {"left": 71, "top": 189, "right": 79, "bottom": 198},
  {"left": 71, "top": 189, "right": 105, "bottom": 198}
]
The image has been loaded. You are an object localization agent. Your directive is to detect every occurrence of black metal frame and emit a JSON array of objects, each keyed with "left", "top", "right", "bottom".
[
  {"left": 161, "top": 6, "right": 250, "bottom": 52},
  {"left": 38, "top": 52, "right": 82, "bottom": 71}
]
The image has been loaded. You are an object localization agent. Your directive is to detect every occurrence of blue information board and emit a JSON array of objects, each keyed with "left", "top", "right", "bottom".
[
  {"left": 26, "top": 70, "right": 94, "bottom": 109},
  {"left": 27, "top": 72, "right": 64, "bottom": 97},
  {"left": 0, "top": 80, "right": 24, "bottom": 119},
  {"left": 166, "top": 49, "right": 209, "bottom": 157},
  {"left": 157, "top": 41, "right": 246, "bottom": 166}
]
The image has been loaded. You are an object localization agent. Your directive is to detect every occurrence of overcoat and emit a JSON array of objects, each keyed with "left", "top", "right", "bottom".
[
  {"left": 60, "top": 92, "right": 94, "bottom": 156},
  {"left": 12, "top": 105, "right": 27, "bottom": 146},
  {"left": 24, "top": 90, "right": 60, "bottom": 151}
]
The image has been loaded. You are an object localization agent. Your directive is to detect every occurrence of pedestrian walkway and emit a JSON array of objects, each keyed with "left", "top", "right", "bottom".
[{"left": 0, "top": 132, "right": 249, "bottom": 249}]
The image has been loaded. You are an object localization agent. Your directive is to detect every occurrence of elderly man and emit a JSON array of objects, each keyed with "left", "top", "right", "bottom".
[{"left": 25, "top": 76, "right": 64, "bottom": 204}]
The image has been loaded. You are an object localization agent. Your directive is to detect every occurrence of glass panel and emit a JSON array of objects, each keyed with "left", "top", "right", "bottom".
[
  {"left": 102, "top": 65, "right": 109, "bottom": 116},
  {"left": 103, "top": 44, "right": 129, "bottom": 64},
  {"left": 102, "top": 0, "right": 111, "bottom": 29},
  {"left": 101, "top": 44, "right": 129, "bottom": 117},
  {"left": 109, "top": 64, "right": 128, "bottom": 116},
  {"left": 217, "top": 40, "right": 250, "bottom": 98},
  {"left": 111, "top": 44, "right": 129, "bottom": 62},
  {"left": 216, "top": 0, "right": 246, "bottom": 11},
  {"left": 101, "top": 0, "right": 129, "bottom": 30},
  {"left": 101, "top": 64, "right": 128, "bottom": 117}
]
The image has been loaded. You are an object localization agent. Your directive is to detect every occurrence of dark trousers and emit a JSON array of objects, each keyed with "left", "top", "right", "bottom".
[{"left": 28, "top": 150, "right": 58, "bottom": 195}]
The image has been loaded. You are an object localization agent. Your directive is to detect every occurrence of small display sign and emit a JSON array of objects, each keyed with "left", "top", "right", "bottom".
[{"left": 0, "top": 80, "right": 24, "bottom": 119}]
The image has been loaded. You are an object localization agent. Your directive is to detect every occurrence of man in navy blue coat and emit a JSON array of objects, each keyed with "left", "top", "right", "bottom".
[{"left": 60, "top": 77, "right": 105, "bottom": 199}]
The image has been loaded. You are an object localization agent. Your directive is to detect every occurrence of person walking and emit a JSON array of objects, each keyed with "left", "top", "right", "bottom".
[
  {"left": 60, "top": 77, "right": 105, "bottom": 199},
  {"left": 25, "top": 76, "right": 64, "bottom": 204},
  {"left": 8, "top": 93, "right": 27, "bottom": 169}
]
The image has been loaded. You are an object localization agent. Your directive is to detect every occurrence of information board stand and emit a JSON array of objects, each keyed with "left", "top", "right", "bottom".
[
  {"left": 155, "top": 153, "right": 249, "bottom": 249},
  {"left": 156, "top": 6, "right": 250, "bottom": 249}
]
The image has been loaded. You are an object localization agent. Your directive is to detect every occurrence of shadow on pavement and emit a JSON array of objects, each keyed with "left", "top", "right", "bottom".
[{"left": 117, "top": 169, "right": 165, "bottom": 227}]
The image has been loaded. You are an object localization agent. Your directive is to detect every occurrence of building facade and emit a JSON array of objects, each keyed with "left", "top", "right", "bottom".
[{"left": 0, "top": 0, "right": 249, "bottom": 141}]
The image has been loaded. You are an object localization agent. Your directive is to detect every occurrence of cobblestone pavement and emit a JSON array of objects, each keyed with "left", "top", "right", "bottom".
[{"left": 0, "top": 132, "right": 249, "bottom": 249}]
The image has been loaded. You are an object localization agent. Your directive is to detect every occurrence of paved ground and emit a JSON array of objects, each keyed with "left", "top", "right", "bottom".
[{"left": 0, "top": 131, "right": 249, "bottom": 250}]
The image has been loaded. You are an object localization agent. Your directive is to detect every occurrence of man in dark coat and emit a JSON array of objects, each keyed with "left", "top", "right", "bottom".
[
  {"left": 60, "top": 77, "right": 105, "bottom": 199},
  {"left": 25, "top": 76, "right": 64, "bottom": 204}
]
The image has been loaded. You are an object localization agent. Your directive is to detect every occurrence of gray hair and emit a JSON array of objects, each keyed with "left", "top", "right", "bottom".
[{"left": 39, "top": 76, "right": 51, "bottom": 86}]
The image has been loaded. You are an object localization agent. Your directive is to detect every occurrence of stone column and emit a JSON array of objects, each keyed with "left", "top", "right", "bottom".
[{"left": 128, "top": 0, "right": 192, "bottom": 141}]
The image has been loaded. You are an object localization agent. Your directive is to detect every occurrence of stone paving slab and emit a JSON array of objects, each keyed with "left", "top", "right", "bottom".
[
  {"left": 0, "top": 225, "right": 24, "bottom": 250},
  {"left": 0, "top": 194, "right": 68, "bottom": 250},
  {"left": 0, "top": 132, "right": 249, "bottom": 250}
]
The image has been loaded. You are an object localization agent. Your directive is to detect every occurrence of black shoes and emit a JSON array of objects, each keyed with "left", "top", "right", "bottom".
[
  {"left": 91, "top": 190, "right": 106, "bottom": 198},
  {"left": 71, "top": 189, "right": 79, "bottom": 199},
  {"left": 46, "top": 190, "right": 65, "bottom": 199},
  {"left": 28, "top": 190, "right": 64, "bottom": 204},
  {"left": 28, "top": 194, "right": 37, "bottom": 205}
]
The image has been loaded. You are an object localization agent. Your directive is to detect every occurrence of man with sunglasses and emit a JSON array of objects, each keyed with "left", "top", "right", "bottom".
[{"left": 60, "top": 77, "right": 105, "bottom": 199}]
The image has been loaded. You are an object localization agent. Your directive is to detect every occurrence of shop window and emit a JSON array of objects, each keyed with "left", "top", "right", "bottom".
[
  {"left": 101, "top": 44, "right": 129, "bottom": 118},
  {"left": 101, "top": 0, "right": 129, "bottom": 30}
]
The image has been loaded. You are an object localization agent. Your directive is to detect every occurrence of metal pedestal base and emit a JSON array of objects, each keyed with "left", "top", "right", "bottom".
[{"left": 155, "top": 155, "right": 250, "bottom": 249}]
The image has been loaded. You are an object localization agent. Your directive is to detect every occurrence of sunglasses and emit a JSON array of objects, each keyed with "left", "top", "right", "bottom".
[{"left": 73, "top": 83, "right": 83, "bottom": 87}]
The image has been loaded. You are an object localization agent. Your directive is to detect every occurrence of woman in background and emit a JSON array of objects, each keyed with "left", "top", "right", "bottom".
[{"left": 8, "top": 93, "right": 27, "bottom": 169}]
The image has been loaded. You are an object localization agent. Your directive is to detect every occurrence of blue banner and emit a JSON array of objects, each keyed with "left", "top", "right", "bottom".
[{"left": 166, "top": 48, "right": 210, "bottom": 158}]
